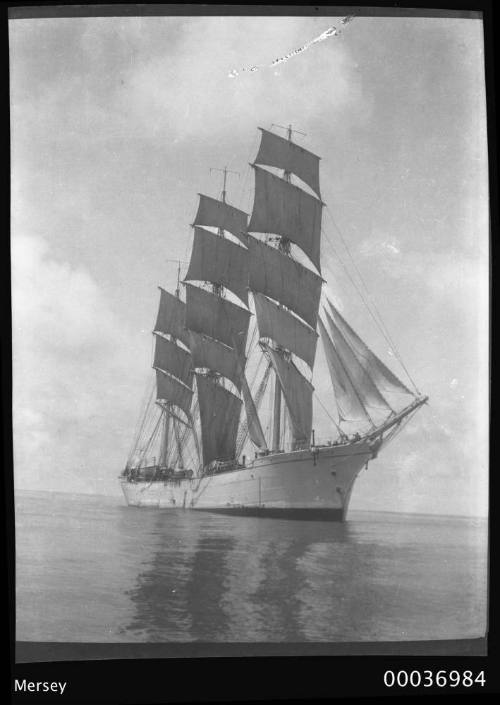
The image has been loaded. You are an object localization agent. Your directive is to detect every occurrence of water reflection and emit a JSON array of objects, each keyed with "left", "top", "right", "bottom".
[
  {"left": 121, "top": 510, "right": 365, "bottom": 641},
  {"left": 184, "top": 535, "right": 236, "bottom": 640},
  {"left": 15, "top": 493, "right": 487, "bottom": 644},
  {"left": 121, "top": 512, "right": 234, "bottom": 640}
]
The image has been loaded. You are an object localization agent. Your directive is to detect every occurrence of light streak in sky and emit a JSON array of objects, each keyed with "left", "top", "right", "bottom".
[{"left": 228, "top": 15, "right": 355, "bottom": 78}]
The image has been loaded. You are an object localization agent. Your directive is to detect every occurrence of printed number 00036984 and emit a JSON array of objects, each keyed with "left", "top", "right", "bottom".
[{"left": 383, "top": 671, "right": 485, "bottom": 688}]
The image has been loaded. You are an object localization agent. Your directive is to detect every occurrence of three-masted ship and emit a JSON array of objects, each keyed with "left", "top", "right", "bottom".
[{"left": 120, "top": 125, "right": 427, "bottom": 520}]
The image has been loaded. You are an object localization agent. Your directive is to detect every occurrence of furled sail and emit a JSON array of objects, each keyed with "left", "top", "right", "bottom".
[
  {"left": 155, "top": 369, "right": 193, "bottom": 418},
  {"left": 248, "top": 165, "right": 322, "bottom": 272},
  {"left": 318, "top": 317, "right": 369, "bottom": 422},
  {"left": 323, "top": 309, "right": 393, "bottom": 414},
  {"left": 196, "top": 374, "right": 242, "bottom": 466},
  {"left": 262, "top": 343, "right": 313, "bottom": 446},
  {"left": 247, "top": 234, "right": 322, "bottom": 328},
  {"left": 153, "top": 334, "right": 193, "bottom": 388},
  {"left": 254, "top": 127, "right": 321, "bottom": 198},
  {"left": 154, "top": 287, "right": 190, "bottom": 348},
  {"left": 188, "top": 331, "right": 243, "bottom": 391},
  {"left": 184, "top": 226, "right": 249, "bottom": 305},
  {"left": 326, "top": 299, "right": 413, "bottom": 397},
  {"left": 185, "top": 284, "right": 250, "bottom": 353},
  {"left": 193, "top": 194, "right": 248, "bottom": 245},
  {"left": 253, "top": 292, "right": 318, "bottom": 369}
]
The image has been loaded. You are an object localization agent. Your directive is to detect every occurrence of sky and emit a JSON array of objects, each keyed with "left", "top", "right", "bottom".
[{"left": 10, "top": 11, "right": 488, "bottom": 516}]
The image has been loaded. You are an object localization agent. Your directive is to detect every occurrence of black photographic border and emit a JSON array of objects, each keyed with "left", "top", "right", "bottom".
[{"left": 4, "top": 0, "right": 496, "bottom": 701}]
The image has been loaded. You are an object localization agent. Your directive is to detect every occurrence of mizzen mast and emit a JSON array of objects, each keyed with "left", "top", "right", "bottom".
[{"left": 152, "top": 285, "right": 195, "bottom": 468}]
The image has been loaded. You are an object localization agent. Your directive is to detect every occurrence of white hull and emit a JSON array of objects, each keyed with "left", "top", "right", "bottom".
[{"left": 121, "top": 440, "right": 377, "bottom": 521}]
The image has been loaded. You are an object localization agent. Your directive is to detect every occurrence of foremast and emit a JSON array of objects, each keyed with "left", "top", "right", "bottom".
[
  {"left": 247, "top": 124, "right": 324, "bottom": 452},
  {"left": 273, "top": 125, "right": 304, "bottom": 452}
]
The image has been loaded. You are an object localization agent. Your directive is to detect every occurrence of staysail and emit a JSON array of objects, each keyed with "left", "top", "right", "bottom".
[
  {"left": 326, "top": 299, "right": 413, "bottom": 397},
  {"left": 323, "top": 308, "right": 392, "bottom": 414},
  {"left": 318, "top": 316, "right": 369, "bottom": 423}
]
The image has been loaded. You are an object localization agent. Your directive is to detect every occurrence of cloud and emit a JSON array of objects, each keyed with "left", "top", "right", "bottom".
[{"left": 12, "top": 235, "right": 150, "bottom": 495}]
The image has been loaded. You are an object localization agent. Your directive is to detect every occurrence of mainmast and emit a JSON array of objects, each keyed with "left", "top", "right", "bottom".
[
  {"left": 208, "top": 167, "right": 239, "bottom": 295},
  {"left": 183, "top": 168, "right": 256, "bottom": 470},
  {"left": 210, "top": 165, "right": 239, "bottom": 207}
]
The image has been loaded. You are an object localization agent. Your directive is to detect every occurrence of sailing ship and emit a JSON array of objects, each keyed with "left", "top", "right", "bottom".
[{"left": 120, "top": 125, "right": 427, "bottom": 520}]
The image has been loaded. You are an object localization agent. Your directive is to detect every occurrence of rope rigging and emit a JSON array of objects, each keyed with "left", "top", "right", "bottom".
[
  {"left": 236, "top": 359, "right": 272, "bottom": 456},
  {"left": 126, "top": 374, "right": 156, "bottom": 466},
  {"left": 314, "top": 392, "right": 345, "bottom": 438}
]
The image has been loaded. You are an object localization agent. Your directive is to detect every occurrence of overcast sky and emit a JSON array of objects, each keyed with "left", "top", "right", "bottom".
[{"left": 10, "top": 11, "right": 488, "bottom": 516}]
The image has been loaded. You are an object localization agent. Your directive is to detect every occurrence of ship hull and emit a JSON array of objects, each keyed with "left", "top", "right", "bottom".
[{"left": 120, "top": 441, "right": 375, "bottom": 521}]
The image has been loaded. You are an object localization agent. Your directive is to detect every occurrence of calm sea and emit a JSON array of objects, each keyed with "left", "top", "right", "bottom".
[{"left": 15, "top": 490, "right": 487, "bottom": 644}]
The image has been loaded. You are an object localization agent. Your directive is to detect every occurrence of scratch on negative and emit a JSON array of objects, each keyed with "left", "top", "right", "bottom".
[{"left": 228, "top": 15, "right": 356, "bottom": 79}]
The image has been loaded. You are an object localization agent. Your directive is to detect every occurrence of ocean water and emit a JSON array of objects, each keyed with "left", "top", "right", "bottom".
[{"left": 15, "top": 490, "right": 487, "bottom": 644}]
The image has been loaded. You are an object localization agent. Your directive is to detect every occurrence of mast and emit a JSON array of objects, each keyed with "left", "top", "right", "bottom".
[
  {"left": 272, "top": 368, "right": 282, "bottom": 451},
  {"left": 159, "top": 405, "right": 170, "bottom": 467},
  {"left": 207, "top": 167, "right": 239, "bottom": 301},
  {"left": 210, "top": 165, "right": 239, "bottom": 207},
  {"left": 156, "top": 264, "right": 183, "bottom": 468},
  {"left": 185, "top": 168, "right": 251, "bottom": 469},
  {"left": 152, "top": 285, "right": 194, "bottom": 468},
  {"left": 272, "top": 125, "right": 299, "bottom": 451},
  {"left": 248, "top": 123, "right": 322, "bottom": 451}
]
